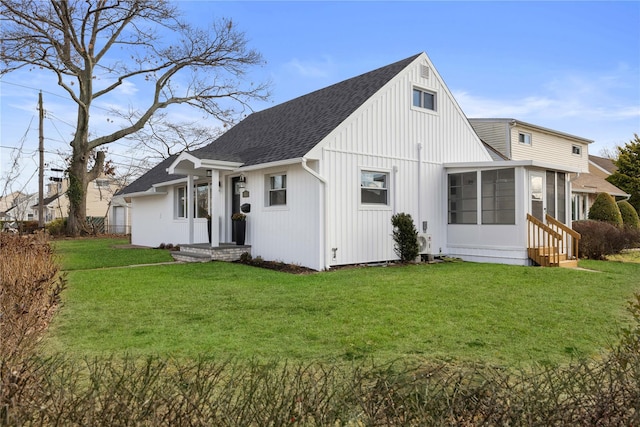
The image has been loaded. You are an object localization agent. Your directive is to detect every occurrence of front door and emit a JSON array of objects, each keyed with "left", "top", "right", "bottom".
[
  {"left": 529, "top": 171, "right": 545, "bottom": 221},
  {"left": 230, "top": 176, "right": 242, "bottom": 242}
]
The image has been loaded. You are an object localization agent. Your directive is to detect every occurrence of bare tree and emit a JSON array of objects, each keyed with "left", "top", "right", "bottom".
[
  {"left": 124, "top": 112, "right": 225, "bottom": 175},
  {"left": 0, "top": 0, "right": 269, "bottom": 235}
]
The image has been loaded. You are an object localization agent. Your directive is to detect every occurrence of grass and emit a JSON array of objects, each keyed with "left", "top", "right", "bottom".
[
  {"left": 607, "top": 248, "right": 640, "bottom": 263},
  {"left": 44, "top": 239, "right": 640, "bottom": 366},
  {"left": 52, "top": 237, "right": 173, "bottom": 270}
]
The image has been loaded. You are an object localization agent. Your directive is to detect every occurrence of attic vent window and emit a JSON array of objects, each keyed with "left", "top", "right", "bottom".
[
  {"left": 412, "top": 87, "right": 436, "bottom": 111},
  {"left": 572, "top": 145, "right": 582, "bottom": 156},
  {"left": 420, "top": 64, "right": 430, "bottom": 79}
]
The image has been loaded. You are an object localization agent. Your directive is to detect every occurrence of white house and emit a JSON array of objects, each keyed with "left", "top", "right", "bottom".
[{"left": 119, "top": 52, "right": 580, "bottom": 270}]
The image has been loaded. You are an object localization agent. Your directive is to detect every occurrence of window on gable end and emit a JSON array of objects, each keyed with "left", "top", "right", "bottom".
[
  {"left": 572, "top": 145, "right": 582, "bottom": 156},
  {"left": 412, "top": 87, "right": 436, "bottom": 111}
]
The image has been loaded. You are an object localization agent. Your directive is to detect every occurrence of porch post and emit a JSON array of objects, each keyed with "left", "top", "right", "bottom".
[
  {"left": 187, "top": 174, "right": 194, "bottom": 244},
  {"left": 210, "top": 170, "right": 220, "bottom": 247}
]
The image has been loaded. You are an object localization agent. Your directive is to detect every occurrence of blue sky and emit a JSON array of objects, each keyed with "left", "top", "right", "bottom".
[{"left": 1, "top": 1, "right": 639, "bottom": 195}]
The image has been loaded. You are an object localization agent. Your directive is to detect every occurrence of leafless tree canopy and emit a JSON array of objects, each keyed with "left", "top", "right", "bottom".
[{"left": 0, "top": 0, "right": 269, "bottom": 234}]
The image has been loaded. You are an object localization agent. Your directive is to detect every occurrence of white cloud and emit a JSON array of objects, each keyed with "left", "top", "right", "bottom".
[
  {"left": 455, "top": 67, "right": 640, "bottom": 123},
  {"left": 284, "top": 56, "right": 335, "bottom": 78}
]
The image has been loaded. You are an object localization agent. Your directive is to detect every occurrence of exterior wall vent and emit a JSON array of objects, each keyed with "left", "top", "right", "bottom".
[{"left": 420, "top": 65, "right": 430, "bottom": 79}]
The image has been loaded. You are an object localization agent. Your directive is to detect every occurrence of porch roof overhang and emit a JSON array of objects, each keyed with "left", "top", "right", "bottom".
[
  {"left": 123, "top": 188, "right": 168, "bottom": 202},
  {"left": 167, "top": 152, "right": 243, "bottom": 175},
  {"left": 235, "top": 157, "right": 304, "bottom": 172},
  {"left": 444, "top": 160, "right": 580, "bottom": 174}
]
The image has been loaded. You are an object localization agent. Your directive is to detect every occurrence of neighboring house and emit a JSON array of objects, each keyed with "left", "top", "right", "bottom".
[
  {"left": 30, "top": 174, "right": 119, "bottom": 224},
  {"left": 0, "top": 191, "right": 36, "bottom": 222},
  {"left": 469, "top": 119, "right": 629, "bottom": 221},
  {"left": 570, "top": 155, "right": 629, "bottom": 220},
  {"left": 0, "top": 193, "right": 38, "bottom": 221},
  {"left": 120, "top": 52, "right": 581, "bottom": 270}
]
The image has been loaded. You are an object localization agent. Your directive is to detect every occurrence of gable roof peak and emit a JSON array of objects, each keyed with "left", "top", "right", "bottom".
[{"left": 189, "top": 53, "right": 423, "bottom": 167}]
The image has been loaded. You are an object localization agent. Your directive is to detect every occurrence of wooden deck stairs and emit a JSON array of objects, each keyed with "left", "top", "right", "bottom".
[{"left": 527, "top": 214, "right": 581, "bottom": 268}]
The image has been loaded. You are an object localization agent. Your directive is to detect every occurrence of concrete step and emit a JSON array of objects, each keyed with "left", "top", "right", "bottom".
[{"left": 171, "top": 251, "right": 211, "bottom": 263}]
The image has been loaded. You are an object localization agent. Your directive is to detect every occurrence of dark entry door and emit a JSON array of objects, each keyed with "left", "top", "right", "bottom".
[{"left": 231, "top": 176, "right": 241, "bottom": 242}]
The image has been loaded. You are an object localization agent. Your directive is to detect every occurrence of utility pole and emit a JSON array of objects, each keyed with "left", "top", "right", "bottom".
[{"left": 38, "top": 91, "right": 44, "bottom": 228}]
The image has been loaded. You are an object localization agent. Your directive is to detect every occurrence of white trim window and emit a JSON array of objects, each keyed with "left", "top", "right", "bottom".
[
  {"left": 194, "top": 182, "right": 209, "bottom": 218},
  {"left": 175, "top": 186, "right": 186, "bottom": 219},
  {"left": 360, "top": 170, "right": 389, "bottom": 205},
  {"left": 267, "top": 173, "right": 287, "bottom": 206},
  {"left": 518, "top": 132, "right": 532, "bottom": 145},
  {"left": 412, "top": 87, "right": 436, "bottom": 111},
  {"left": 572, "top": 145, "right": 582, "bottom": 156}
]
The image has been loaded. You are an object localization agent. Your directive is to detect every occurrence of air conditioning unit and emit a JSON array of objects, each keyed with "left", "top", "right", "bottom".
[{"left": 417, "top": 233, "right": 431, "bottom": 255}]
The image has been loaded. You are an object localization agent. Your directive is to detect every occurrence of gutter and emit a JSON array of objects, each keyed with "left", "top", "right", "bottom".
[{"left": 301, "top": 157, "right": 330, "bottom": 270}]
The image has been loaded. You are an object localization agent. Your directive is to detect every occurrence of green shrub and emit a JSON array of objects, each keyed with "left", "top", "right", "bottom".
[
  {"left": 45, "top": 218, "right": 67, "bottom": 236},
  {"left": 618, "top": 200, "right": 640, "bottom": 229},
  {"left": 588, "top": 192, "right": 623, "bottom": 226},
  {"left": 391, "top": 213, "right": 419, "bottom": 263}
]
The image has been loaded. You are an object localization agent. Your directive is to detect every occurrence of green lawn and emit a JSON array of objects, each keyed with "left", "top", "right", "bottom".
[
  {"left": 45, "top": 238, "right": 640, "bottom": 366},
  {"left": 52, "top": 237, "right": 173, "bottom": 270}
]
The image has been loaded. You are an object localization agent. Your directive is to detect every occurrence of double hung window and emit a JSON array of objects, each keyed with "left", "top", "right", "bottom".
[
  {"left": 267, "top": 174, "right": 287, "bottom": 206},
  {"left": 361, "top": 171, "right": 389, "bottom": 205}
]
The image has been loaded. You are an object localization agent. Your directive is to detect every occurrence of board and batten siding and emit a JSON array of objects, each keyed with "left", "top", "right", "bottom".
[
  {"left": 239, "top": 163, "right": 323, "bottom": 270},
  {"left": 510, "top": 125, "right": 589, "bottom": 173},
  {"left": 130, "top": 185, "right": 210, "bottom": 247},
  {"left": 310, "top": 54, "right": 492, "bottom": 267}
]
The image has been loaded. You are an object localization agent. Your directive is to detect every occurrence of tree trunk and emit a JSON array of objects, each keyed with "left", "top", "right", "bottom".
[{"left": 65, "top": 150, "right": 104, "bottom": 236}]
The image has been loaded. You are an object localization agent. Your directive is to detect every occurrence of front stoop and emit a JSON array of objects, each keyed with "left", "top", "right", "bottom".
[{"left": 171, "top": 243, "right": 251, "bottom": 263}]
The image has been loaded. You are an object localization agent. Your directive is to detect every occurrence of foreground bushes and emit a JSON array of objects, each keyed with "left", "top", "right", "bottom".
[
  {"left": 0, "top": 233, "right": 66, "bottom": 425},
  {"left": 573, "top": 220, "right": 640, "bottom": 259},
  {"left": 2, "top": 349, "right": 640, "bottom": 426}
]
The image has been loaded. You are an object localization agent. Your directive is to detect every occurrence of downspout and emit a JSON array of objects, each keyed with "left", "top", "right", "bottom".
[
  {"left": 417, "top": 143, "right": 423, "bottom": 230},
  {"left": 301, "top": 157, "right": 330, "bottom": 270}
]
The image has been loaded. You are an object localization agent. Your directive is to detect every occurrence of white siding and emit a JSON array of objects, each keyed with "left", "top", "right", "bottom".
[
  {"left": 313, "top": 54, "right": 492, "bottom": 267},
  {"left": 131, "top": 193, "right": 209, "bottom": 247},
  {"left": 510, "top": 125, "right": 589, "bottom": 172},
  {"left": 238, "top": 164, "right": 323, "bottom": 270}
]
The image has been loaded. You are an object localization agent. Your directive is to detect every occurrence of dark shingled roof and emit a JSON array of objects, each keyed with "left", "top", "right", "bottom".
[
  {"left": 117, "top": 155, "right": 181, "bottom": 195},
  {"left": 119, "top": 53, "right": 421, "bottom": 195}
]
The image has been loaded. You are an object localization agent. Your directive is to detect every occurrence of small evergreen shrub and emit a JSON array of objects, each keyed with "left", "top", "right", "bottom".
[
  {"left": 618, "top": 200, "right": 640, "bottom": 229},
  {"left": 391, "top": 213, "right": 419, "bottom": 263},
  {"left": 588, "top": 192, "right": 623, "bottom": 226}
]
